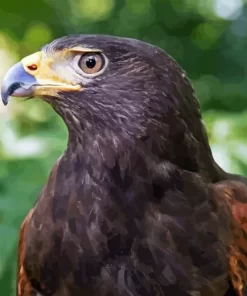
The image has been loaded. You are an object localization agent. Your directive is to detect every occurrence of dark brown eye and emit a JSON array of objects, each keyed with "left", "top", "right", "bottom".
[{"left": 78, "top": 53, "right": 104, "bottom": 74}]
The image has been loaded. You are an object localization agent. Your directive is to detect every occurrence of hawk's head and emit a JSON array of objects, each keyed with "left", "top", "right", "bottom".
[{"left": 1, "top": 35, "right": 220, "bottom": 180}]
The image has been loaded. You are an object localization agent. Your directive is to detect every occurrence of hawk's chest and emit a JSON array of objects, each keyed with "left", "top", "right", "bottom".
[{"left": 23, "top": 182, "right": 136, "bottom": 295}]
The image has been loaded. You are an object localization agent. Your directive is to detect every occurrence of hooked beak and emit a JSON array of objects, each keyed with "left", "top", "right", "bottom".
[
  {"left": 1, "top": 62, "right": 37, "bottom": 105},
  {"left": 1, "top": 51, "right": 81, "bottom": 105}
]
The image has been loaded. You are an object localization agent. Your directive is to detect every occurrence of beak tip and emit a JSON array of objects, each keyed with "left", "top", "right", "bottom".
[
  {"left": 1, "top": 86, "right": 9, "bottom": 106},
  {"left": 2, "top": 98, "right": 9, "bottom": 106}
]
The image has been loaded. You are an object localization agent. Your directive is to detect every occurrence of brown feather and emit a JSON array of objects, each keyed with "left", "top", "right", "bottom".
[
  {"left": 17, "top": 209, "right": 35, "bottom": 296},
  {"left": 212, "top": 181, "right": 247, "bottom": 296}
]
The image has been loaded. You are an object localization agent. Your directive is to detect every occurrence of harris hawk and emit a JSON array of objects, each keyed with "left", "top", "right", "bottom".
[{"left": 1, "top": 34, "right": 247, "bottom": 296}]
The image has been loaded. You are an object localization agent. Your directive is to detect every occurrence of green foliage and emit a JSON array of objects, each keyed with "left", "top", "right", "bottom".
[{"left": 0, "top": 0, "right": 247, "bottom": 294}]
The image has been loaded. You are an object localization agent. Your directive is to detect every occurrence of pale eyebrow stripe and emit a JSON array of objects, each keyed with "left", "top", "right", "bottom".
[
  {"left": 65, "top": 47, "right": 102, "bottom": 53},
  {"left": 42, "top": 45, "right": 102, "bottom": 56}
]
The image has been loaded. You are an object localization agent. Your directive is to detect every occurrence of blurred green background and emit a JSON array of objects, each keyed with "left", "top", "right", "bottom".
[{"left": 0, "top": 0, "right": 247, "bottom": 294}]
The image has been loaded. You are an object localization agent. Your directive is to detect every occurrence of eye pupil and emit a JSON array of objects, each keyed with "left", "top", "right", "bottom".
[{"left": 86, "top": 57, "right": 96, "bottom": 69}]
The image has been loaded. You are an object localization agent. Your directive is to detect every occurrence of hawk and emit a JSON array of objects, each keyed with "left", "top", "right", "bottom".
[{"left": 1, "top": 35, "right": 247, "bottom": 296}]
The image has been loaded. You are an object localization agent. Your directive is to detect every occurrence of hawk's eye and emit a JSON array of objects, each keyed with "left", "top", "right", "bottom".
[{"left": 79, "top": 53, "right": 105, "bottom": 75}]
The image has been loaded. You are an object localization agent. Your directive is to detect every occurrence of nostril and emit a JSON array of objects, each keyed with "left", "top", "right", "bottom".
[{"left": 27, "top": 64, "right": 38, "bottom": 71}]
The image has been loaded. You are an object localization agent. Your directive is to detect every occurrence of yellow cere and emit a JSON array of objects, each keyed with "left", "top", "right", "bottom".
[{"left": 20, "top": 50, "right": 82, "bottom": 97}]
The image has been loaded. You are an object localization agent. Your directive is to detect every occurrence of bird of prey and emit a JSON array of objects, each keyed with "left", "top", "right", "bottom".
[{"left": 1, "top": 35, "right": 247, "bottom": 296}]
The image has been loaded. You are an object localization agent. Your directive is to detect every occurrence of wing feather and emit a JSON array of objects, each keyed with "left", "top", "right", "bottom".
[
  {"left": 17, "top": 209, "right": 35, "bottom": 296},
  {"left": 213, "top": 181, "right": 247, "bottom": 296}
]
